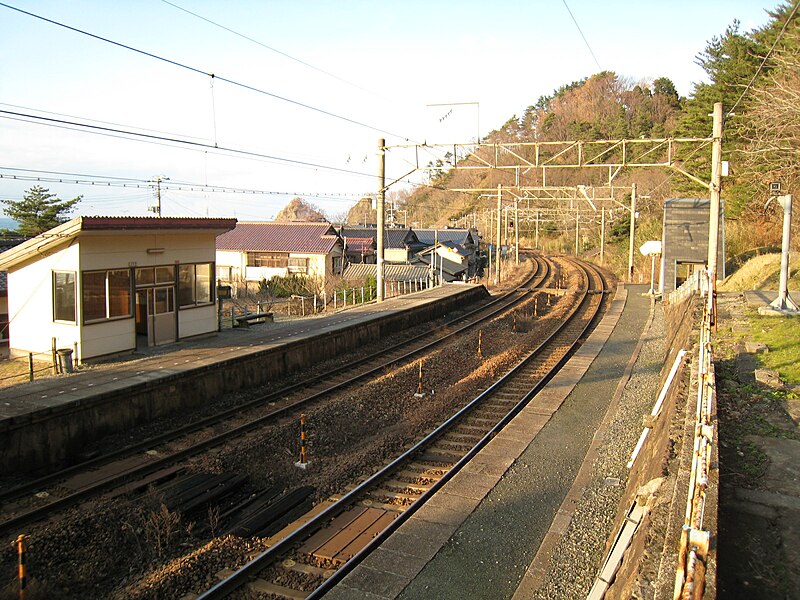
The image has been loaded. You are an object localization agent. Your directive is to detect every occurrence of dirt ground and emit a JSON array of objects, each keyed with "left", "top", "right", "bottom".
[{"left": 715, "top": 293, "right": 800, "bottom": 600}]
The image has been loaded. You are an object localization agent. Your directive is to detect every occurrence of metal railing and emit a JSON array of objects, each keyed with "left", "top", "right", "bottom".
[
  {"left": 673, "top": 269, "right": 715, "bottom": 599},
  {"left": 667, "top": 270, "right": 710, "bottom": 305}
]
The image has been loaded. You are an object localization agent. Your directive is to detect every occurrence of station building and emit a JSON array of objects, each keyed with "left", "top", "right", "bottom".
[{"left": 0, "top": 216, "right": 236, "bottom": 362}]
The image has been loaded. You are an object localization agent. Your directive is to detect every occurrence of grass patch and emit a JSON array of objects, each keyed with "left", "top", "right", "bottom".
[
  {"left": 0, "top": 355, "right": 53, "bottom": 388},
  {"left": 747, "top": 312, "right": 800, "bottom": 384}
]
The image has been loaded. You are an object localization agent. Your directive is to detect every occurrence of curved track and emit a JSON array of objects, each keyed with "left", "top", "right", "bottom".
[
  {"left": 196, "top": 257, "right": 609, "bottom": 599},
  {"left": 0, "top": 254, "right": 556, "bottom": 536}
]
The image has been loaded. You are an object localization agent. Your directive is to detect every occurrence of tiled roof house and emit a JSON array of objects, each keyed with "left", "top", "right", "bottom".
[{"left": 215, "top": 222, "right": 344, "bottom": 285}]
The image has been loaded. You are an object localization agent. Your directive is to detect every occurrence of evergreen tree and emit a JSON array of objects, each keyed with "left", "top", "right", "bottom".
[{"left": 1, "top": 185, "right": 81, "bottom": 236}]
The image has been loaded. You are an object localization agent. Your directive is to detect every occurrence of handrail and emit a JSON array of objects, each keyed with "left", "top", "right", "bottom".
[{"left": 673, "top": 269, "right": 715, "bottom": 599}]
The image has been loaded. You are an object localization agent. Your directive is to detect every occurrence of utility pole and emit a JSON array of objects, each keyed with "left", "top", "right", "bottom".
[
  {"left": 377, "top": 139, "right": 386, "bottom": 301},
  {"left": 151, "top": 175, "right": 169, "bottom": 216},
  {"left": 514, "top": 198, "right": 519, "bottom": 264},
  {"left": 628, "top": 182, "right": 637, "bottom": 282},
  {"left": 600, "top": 207, "right": 605, "bottom": 265},
  {"left": 707, "top": 102, "right": 723, "bottom": 285},
  {"left": 495, "top": 184, "right": 502, "bottom": 285},
  {"left": 574, "top": 208, "right": 580, "bottom": 256}
]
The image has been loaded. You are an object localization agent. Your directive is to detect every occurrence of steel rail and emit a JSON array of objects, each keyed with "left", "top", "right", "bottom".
[
  {"left": 0, "top": 256, "right": 552, "bottom": 535},
  {"left": 197, "top": 258, "right": 607, "bottom": 600}
]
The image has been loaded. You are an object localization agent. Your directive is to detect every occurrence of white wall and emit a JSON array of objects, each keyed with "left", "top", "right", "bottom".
[
  {"left": 8, "top": 241, "right": 81, "bottom": 358},
  {"left": 80, "top": 231, "right": 218, "bottom": 269},
  {"left": 179, "top": 304, "right": 218, "bottom": 338},
  {"left": 215, "top": 249, "right": 245, "bottom": 281},
  {"left": 7, "top": 230, "right": 223, "bottom": 360}
]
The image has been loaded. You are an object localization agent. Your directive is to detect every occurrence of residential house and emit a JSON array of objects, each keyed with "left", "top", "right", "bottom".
[
  {"left": 411, "top": 242, "right": 471, "bottom": 282},
  {"left": 342, "top": 236, "right": 376, "bottom": 265},
  {"left": 338, "top": 226, "right": 425, "bottom": 263},
  {"left": 414, "top": 228, "right": 480, "bottom": 277},
  {"left": 215, "top": 222, "right": 344, "bottom": 290},
  {"left": 342, "top": 263, "right": 430, "bottom": 284},
  {"left": 0, "top": 216, "right": 237, "bottom": 362}
]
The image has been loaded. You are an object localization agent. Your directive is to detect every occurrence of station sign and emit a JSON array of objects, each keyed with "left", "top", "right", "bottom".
[{"left": 639, "top": 240, "right": 662, "bottom": 256}]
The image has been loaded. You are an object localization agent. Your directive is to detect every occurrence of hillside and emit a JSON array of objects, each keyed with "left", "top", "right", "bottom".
[{"left": 719, "top": 253, "right": 800, "bottom": 291}]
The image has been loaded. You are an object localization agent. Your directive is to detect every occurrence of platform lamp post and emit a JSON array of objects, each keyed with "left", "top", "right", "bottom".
[{"left": 760, "top": 182, "right": 798, "bottom": 315}]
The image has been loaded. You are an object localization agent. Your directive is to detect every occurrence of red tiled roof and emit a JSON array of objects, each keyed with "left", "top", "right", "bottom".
[
  {"left": 344, "top": 237, "right": 375, "bottom": 254},
  {"left": 216, "top": 222, "right": 340, "bottom": 254},
  {"left": 80, "top": 216, "right": 237, "bottom": 231}
]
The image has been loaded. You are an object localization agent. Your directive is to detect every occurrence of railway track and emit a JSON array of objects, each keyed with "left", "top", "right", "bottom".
[
  {"left": 0, "top": 254, "right": 556, "bottom": 537},
  {"left": 195, "top": 257, "right": 609, "bottom": 599}
]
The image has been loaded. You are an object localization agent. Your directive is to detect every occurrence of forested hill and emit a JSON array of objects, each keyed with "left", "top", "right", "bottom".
[
  {"left": 399, "top": 2, "right": 800, "bottom": 237},
  {"left": 401, "top": 71, "right": 683, "bottom": 228}
]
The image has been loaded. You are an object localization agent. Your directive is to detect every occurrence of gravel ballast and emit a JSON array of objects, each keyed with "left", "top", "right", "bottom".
[{"left": 395, "top": 285, "right": 659, "bottom": 600}]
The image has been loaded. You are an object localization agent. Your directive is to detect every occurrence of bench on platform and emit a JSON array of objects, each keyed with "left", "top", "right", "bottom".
[{"left": 234, "top": 312, "right": 274, "bottom": 326}]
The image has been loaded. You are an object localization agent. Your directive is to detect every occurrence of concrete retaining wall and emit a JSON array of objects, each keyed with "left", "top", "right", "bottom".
[{"left": 1, "top": 285, "right": 489, "bottom": 474}]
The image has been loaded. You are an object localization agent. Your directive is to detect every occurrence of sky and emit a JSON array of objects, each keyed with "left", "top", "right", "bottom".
[{"left": 0, "top": 0, "right": 781, "bottom": 222}]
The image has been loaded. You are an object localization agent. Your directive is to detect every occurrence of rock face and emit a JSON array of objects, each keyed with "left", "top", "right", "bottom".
[{"left": 275, "top": 198, "right": 327, "bottom": 222}]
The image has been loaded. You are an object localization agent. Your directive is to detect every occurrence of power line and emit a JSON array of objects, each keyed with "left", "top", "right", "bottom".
[
  {"left": 727, "top": 0, "right": 800, "bottom": 116},
  {"left": 0, "top": 102, "right": 209, "bottom": 143},
  {"left": 0, "top": 2, "right": 412, "bottom": 141},
  {"left": 0, "top": 109, "right": 379, "bottom": 180},
  {"left": 560, "top": 0, "right": 602, "bottom": 72},
  {"left": 160, "top": 0, "right": 381, "bottom": 98},
  {"left": 0, "top": 167, "right": 373, "bottom": 200}
]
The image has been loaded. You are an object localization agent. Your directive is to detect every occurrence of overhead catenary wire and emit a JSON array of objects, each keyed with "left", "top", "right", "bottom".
[
  {"left": 160, "top": 0, "right": 384, "bottom": 99},
  {"left": 0, "top": 2, "right": 413, "bottom": 141},
  {"left": 0, "top": 109, "right": 380, "bottom": 180},
  {"left": 560, "top": 0, "right": 602, "bottom": 72},
  {"left": 727, "top": 0, "right": 800, "bottom": 116},
  {"left": 0, "top": 101, "right": 210, "bottom": 143}
]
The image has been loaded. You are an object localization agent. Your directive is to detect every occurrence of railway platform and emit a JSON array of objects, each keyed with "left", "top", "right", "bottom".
[
  {"left": 326, "top": 284, "right": 660, "bottom": 600},
  {"left": 0, "top": 283, "right": 489, "bottom": 474}
]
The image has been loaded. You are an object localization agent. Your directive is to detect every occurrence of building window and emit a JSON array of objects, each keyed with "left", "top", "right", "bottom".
[
  {"left": 135, "top": 266, "right": 174, "bottom": 287},
  {"left": 178, "top": 263, "right": 214, "bottom": 308},
  {"left": 53, "top": 271, "right": 76, "bottom": 323},
  {"left": 247, "top": 252, "right": 288, "bottom": 268},
  {"left": 288, "top": 257, "right": 309, "bottom": 274},
  {"left": 82, "top": 269, "right": 132, "bottom": 323}
]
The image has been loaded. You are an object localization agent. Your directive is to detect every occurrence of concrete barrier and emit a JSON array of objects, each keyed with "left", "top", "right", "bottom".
[{"left": 0, "top": 285, "right": 489, "bottom": 474}]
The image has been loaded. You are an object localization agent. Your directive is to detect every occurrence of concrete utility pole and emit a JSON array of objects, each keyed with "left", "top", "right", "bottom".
[
  {"left": 514, "top": 198, "right": 519, "bottom": 264},
  {"left": 151, "top": 175, "right": 169, "bottom": 216},
  {"left": 707, "top": 102, "right": 723, "bottom": 284},
  {"left": 495, "top": 184, "right": 502, "bottom": 285},
  {"left": 574, "top": 209, "right": 580, "bottom": 256},
  {"left": 377, "top": 139, "right": 386, "bottom": 301},
  {"left": 600, "top": 207, "right": 605, "bottom": 265},
  {"left": 628, "top": 183, "right": 637, "bottom": 281}
]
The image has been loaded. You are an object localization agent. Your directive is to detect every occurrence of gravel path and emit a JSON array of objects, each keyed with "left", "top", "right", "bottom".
[
  {"left": 396, "top": 286, "right": 660, "bottom": 600},
  {"left": 527, "top": 293, "right": 665, "bottom": 599}
]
